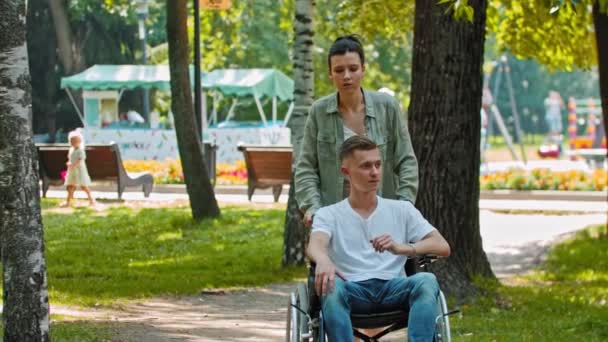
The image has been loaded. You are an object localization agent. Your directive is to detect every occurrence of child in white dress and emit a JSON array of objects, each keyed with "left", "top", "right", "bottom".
[{"left": 61, "top": 130, "right": 96, "bottom": 207}]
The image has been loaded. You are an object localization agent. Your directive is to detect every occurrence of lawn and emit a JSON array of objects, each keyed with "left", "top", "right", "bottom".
[
  {"left": 2, "top": 199, "right": 306, "bottom": 307},
  {"left": 450, "top": 224, "right": 608, "bottom": 341},
  {"left": 0, "top": 318, "right": 119, "bottom": 341}
]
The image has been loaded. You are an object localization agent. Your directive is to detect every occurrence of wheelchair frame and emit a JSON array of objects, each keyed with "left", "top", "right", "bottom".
[{"left": 286, "top": 256, "right": 454, "bottom": 342}]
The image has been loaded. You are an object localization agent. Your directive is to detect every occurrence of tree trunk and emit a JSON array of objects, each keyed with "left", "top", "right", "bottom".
[
  {"left": 592, "top": 1, "right": 608, "bottom": 236},
  {"left": 27, "top": 0, "right": 59, "bottom": 136},
  {"left": 283, "top": 0, "right": 315, "bottom": 266},
  {"left": 166, "top": 0, "right": 220, "bottom": 220},
  {"left": 409, "top": 0, "right": 494, "bottom": 300},
  {"left": 48, "top": 0, "right": 78, "bottom": 74},
  {"left": 0, "top": 0, "right": 51, "bottom": 340}
]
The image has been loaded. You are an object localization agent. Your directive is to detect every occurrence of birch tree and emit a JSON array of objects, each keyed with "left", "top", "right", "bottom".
[
  {"left": 0, "top": 0, "right": 51, "bottom": 339},
  {"left": 283, "top": 0, "right": 315, "bottom": 265}
]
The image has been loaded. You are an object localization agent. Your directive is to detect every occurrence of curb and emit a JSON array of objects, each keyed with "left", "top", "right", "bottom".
[{"left": 479, "top": 190, "right": 606, "bottom": 202}]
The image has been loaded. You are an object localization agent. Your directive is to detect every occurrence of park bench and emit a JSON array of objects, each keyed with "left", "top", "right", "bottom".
[
  {"left": 564, "top": 148, "right": 607, "bottom": 169},
  {"left": 237, "top": 144, "right": 293, "bottom": 202},
  {"left": 36, "top": 143, "right": 154, "bottom": 199}
]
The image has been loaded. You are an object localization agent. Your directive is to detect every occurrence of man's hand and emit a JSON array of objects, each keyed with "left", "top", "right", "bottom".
[
  {"left": 371, "top": 235, "right": 414, "bottom": 256},
  {"left": 314, "top": 258, "right": 346, "bottom": 297}
]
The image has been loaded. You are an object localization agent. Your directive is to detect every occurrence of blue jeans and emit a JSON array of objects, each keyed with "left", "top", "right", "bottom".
[{"left": 321, "top": 273, "right": 439, "bottom": 342}]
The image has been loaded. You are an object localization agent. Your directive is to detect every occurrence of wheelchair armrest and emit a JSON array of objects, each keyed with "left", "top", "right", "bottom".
[{"left": 416, "top": 254, "right": 441, "bottom": 268}]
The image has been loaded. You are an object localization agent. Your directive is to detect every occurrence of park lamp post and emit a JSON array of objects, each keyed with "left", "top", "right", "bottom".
[{"left": 135, "top": 0, "right": 150, "bottom": 121}]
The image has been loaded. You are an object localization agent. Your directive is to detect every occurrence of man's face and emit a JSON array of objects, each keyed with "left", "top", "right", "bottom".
[
  {"left": 328, "top": 51, "right": 365, "bottom": 94},
  {"left": 341, "top": 148, "right": 382, "bottom": 193}
]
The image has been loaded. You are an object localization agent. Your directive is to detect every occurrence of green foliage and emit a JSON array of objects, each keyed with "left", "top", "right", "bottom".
[
  {"left": 438, "top": 0, "right": 475, "bottom": 23},
  {"left": 0, "top": 203, "right": 305, "bottom": 306},
  {"left": 334, "top": 0, "right": 414, "bottom": 40},
  {"left": 488, "top": 0, "right": 597, "bottom": 70},
  {"left": 450, "top": 224, "right": 608, "bottom": 341}
]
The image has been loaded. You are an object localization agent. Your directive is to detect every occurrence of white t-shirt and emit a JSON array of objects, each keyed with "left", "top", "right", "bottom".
[{"left": 312, "top": 197, "right": 435, "bottom": 282}]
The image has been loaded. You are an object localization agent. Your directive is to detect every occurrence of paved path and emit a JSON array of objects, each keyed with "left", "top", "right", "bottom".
[{"left": 44, "top": 188, "right": 607, "bottom": 213}]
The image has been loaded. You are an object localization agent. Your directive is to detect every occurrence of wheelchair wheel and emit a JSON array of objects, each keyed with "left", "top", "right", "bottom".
[
  {"left": 435, "top": 290, "right": 451, "bottom": 342},
  {"left": 286, "top": 291, "right": 300, "bottom": 341},
  {"left": 287, "top": 282, "right": 312, "bottom": 342},
  {"left": 313, "top": 311, "right": 327, "bottom": 342},
  {"left": 296, "top": 282, "right": 311, "bottom": 340}
]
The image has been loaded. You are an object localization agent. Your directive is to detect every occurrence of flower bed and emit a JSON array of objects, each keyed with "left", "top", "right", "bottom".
[
  {"left": 123, "top": 159, "right": 184, "bottom": 184},
  {"left": 126, "top": 159, "right": 606, "bottom": 191},
  {"left": 216, "top": 161, "right": 247, "bottom": 185},
  {"left": 480, "top": 169, "right": 607, "bottom": 191},
  {"left": 123, "top": 159, "right": 247, "bottom": 185}
]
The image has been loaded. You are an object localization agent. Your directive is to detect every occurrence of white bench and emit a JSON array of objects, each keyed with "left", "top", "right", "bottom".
[{"left": 564, "top": 148, "right": 607, "bottom": 169}]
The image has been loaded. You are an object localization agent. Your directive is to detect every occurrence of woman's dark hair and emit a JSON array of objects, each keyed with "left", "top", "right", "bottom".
[{"left": 328, "top": 35, "right": 365, "bottom": 70}]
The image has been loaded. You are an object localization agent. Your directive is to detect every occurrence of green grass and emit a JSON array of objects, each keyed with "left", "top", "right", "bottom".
[
  {"left": 451, "top": 225, "right": 608, "bottom": 341},
  {"left": 487, "top": 133, "right": 545, "bottom": 149},
  {"left": 489, "top": 209, "right": 595, "bottom": 216},
  {"left": 1, "top": 200, "right": 306, "bottom": 306},
  {"left": 0, "top": 317, "right": 119, "bottom": 341}
]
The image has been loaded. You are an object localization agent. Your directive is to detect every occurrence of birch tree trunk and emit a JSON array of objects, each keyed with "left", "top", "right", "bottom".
[
  {"left": 409, "top": 0, "right": 495, "bottom": 300},
  {"left": 166, "top": 0, "right": 220, "bottom": 220},
  {"left": 0, "top": 0, "right": 51, "bottom": 340},
  {"left": 283, "top": 0, "right": 315, "bottom": 266}
]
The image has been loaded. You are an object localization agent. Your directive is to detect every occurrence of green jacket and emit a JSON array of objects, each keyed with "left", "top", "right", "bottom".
[{"left": 295, "top": 89, "right": 418, "bottom": 217}]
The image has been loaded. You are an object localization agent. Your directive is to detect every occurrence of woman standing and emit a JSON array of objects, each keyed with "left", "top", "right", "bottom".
[{"left": 295, "top": 35, "right": 418, "bottom": 227}]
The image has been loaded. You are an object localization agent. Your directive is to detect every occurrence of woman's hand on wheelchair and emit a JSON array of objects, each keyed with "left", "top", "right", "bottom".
[
  {"left": 303, "top": 212, "right": 314, "bottom": 228},
  {"left": 314, "top": 258, "right": 346, "bottom": 297}
]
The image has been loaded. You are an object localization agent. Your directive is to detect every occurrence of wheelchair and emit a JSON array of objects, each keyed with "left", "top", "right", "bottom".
[{"left": 286, "top": 256, "right": 455, "bottom": 342}]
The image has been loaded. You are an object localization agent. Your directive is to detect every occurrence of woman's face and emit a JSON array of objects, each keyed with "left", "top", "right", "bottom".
[{"left": 329, "top": 51, "right": 365, "bottom": 94}]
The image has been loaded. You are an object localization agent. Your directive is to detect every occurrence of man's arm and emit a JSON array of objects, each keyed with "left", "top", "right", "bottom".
[
  {"left": 307, "top": 231, "right": 345, "bottom": 296},
  {"left": 371, "top": 230, "right": 451, "bottom": 257}
]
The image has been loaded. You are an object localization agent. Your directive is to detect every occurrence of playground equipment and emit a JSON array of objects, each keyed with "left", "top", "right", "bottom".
[
  {"left": 563, "top": 98, "right": 606, "bottom": 168},
  {"left": 567, "top": 98, "right": 605, "bottom": 150},
  {"left": 482, "top": 55, "right": 527, "bottom": 164}
]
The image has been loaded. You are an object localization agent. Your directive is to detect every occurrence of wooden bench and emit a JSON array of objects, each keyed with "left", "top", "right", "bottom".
[
  {"left": 237, "top": 144, "right": 293, "bottom": 202},
  {"left": 36, "top": 143, "right": 154, "bottom": 199}
]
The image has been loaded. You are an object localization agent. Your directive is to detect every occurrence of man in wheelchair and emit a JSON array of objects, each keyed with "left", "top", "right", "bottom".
[{"left": 306, "top": 135, "right": 451, "bottom": 342}]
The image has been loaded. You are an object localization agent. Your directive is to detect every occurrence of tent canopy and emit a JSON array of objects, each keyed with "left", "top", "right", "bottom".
[
  {"left": 60, "top": 65, "right": 176, "bottom": 91},
  {"left": 202, "top": 69, "right": 293, "bottom": 101},
  {"left": 60, "top": 65, "right": 294, "bottom": 100}
]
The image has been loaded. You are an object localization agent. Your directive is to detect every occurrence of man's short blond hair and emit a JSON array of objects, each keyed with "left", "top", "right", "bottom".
[{"left": 339, "top": 135, "right": 378, "bottom": 162}]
